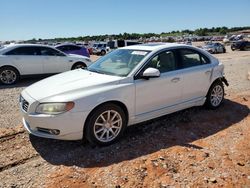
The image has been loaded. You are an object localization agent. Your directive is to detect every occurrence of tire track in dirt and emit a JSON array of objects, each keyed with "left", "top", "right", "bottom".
[{"left": 0, "top": 129, "right": 40, "bottom": 172}]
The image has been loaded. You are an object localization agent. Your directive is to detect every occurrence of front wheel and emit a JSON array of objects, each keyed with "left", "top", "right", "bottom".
[
  {"left": 72, "top": 62, "right": 86, "bottom": 70},
  {"left": 85, "top": 104, "right": 127, "bottom": 146},
  {"left": 205, "top": 81, "right": 224, "bottom": 109}
]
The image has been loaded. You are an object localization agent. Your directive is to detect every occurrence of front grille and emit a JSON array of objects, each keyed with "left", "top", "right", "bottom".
[{"left": 21, "top": 97, "right": 29, "bottom": 112}]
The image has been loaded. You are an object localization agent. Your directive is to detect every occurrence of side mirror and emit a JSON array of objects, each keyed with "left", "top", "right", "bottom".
[{"left": 142, "top": 68, "right": 160, "bottom": 79}]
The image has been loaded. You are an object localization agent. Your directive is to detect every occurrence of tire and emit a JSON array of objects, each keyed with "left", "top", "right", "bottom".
[
  {"left": 72, "top": 62, "right": 86, "bottom": 70},
  {"left": 101, "top": 50, "right": 106, "bottom": 56},
  {"left": 85, "top": 103, "right": 127, "bottom": 146},
  {"left": 205, "top": 80, "right": 224, "bottom": 109},
  {"left": 0, "top": 66, "right": 20, "bottom": 85}
]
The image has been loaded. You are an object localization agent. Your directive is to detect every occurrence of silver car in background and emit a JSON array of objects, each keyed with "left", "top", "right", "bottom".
[{"left": 203, "top": 42, "right": 226, "bottom": 54}]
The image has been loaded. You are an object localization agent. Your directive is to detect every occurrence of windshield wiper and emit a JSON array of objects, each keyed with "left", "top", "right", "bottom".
[{"left": 87, "top": 68, "right": 105, "bottom": 74}]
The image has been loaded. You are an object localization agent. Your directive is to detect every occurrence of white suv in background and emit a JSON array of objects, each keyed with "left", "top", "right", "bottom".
[
  {"left": 92, "top": 42, "right": 111, "bottom": 56},
  {"left": 20, "top": 43, "right": 228, "bottom": 146},
  {"left": 0, "top": 44, "right": 92, "bottom": 84}
]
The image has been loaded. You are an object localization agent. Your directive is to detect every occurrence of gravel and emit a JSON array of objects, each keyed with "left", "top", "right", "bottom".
[{"left": 0, "top": 51, "right": 249, "bottom": 187}]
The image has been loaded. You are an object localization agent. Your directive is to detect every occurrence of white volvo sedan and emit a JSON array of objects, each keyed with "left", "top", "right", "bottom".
[
  {"left": 0, "top": 44, "right": 92, "bottom": 84},
  {"left": 20, "top": 43, "right": 228, "bottom": 146}
]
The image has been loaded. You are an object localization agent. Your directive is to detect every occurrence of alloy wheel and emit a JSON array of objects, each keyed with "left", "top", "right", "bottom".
[
  {"left": 93, "top": 110, "right": 122, "bottom": 142},
  {"left": 210, "top": 85, "right": 223, "bottom": 107},
  {"left": 0, "top": 69, "right": 17, "bottom": 84}
]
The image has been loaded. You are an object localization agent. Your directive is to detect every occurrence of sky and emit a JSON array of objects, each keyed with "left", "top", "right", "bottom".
[{"left": 1, "top": 0, "right": 250, "bottom": 41}]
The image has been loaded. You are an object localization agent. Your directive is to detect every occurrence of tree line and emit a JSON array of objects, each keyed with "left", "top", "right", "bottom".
[{"left": 30, "top": 26, "right": 250, "bottom": 43}]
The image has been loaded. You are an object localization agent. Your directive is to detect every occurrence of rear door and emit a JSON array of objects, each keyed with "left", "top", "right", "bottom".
[
  {"left": 5, "top": 46, "right": 43, "bottom": 75},
  {"left": 176, "top": 48, "right": 213, "bottom": 102},
  {"left": 39, "top": 47, "right": 69, "bottom": 73}
]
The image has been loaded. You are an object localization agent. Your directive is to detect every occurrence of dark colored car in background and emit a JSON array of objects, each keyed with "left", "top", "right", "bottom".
[
  {"left": 55, "top": 44, "right": 90, "bottom": 57},
  {"left": 231, "top": 41, "right": 250, "bottom": 51}
]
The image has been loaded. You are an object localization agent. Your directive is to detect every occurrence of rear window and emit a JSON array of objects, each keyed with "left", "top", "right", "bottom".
[{"left": 179, "top": 49, "right": 210, "bottom": 68}]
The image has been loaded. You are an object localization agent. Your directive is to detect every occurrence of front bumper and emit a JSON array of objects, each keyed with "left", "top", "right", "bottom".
[
  {"left": 22, "top": 117, "right": 84, "bottom": 140},
  {"left": 20, "top": 91, "right": 89, "bottom": 140}
]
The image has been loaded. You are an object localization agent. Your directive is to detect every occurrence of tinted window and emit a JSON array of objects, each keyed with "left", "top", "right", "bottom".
[
  {"left": 107, "top": 41, "right": 115, "bottom": 48},
  {"left": 147, "top": 50, "right": 176, "bottom": 73},
  {"left": 40, "top": 47, "right": 64, "bottom": 56},
  {"left": 5, "top": 47, "right": 40, "bottom": 55},
  {"left": 127, "top": 41, "right": 141, "bottom": 46},
  {"left": 67, "top": 45, "right": 81, "bottom": 51},
  {"left": 179, "top": 49, "right": 209, "bottom": 68},
  {"left": 56, "top": 46, "right": 67, "bottom": 51}
]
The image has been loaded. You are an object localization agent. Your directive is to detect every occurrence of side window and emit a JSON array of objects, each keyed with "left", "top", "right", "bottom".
[
  {"left": 5, "top": 47, "right": 40, "bottom": 55},
  {"left": 68, "top": 45, "right": 81, "bottom": 51},
  {"left": 179, "top": 49, "right": 209, "bottom": 69},
  {"left": 40, "top": 47, "right": 64, "bottom": 56},
  {"left": 147, "top": 50, "right": 176, "bottom": 73},
  {"left": 56, "top": 46, "right": 66, "bottom": 51}
]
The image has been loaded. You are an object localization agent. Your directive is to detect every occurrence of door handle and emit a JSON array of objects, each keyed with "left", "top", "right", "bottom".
[
  {"left": 171, "top": 77, "right": 180, "bottom": 83},
  {"left": 205, "top": 70, "right": 211, "bottom": 75}
]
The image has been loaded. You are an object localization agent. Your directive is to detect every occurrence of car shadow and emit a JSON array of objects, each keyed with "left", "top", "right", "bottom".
[
  {"left": 0, "top": 75, "right": 53, "bottom": 89},
  {"left": 30, "top": 98, "right": 249, "bottom": 168}
]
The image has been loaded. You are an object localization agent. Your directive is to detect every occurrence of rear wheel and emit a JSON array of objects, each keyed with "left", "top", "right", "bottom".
[
  {"left": 85, "top": 104, "right": 127, "bottom": 146},
  {"left": 0, "top": 67, "right": 20, "bottom": 85},
  {"left": 205, "top": 81, "right": 224, "bottom": 109},
  {"left": 72, "top": 62, "right": 86, "bottom": 70}
]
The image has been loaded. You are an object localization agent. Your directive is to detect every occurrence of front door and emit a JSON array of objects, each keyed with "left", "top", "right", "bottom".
[{"left": 135, "top": 50, "right": 183, "bottom": 116}]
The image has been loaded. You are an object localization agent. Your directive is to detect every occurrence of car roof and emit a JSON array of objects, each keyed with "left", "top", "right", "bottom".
[
  {"left": 3, "top": 43, "right": 55, "bottom": 49},
  {"left": 55, "top": 43, "right": 79, "bottom": 47},
  {"left": 0, "top": 43, "right": 59, "bottom": 55},
  {"left": 122, "top": 43, "right": 189, "bottom": 51}
]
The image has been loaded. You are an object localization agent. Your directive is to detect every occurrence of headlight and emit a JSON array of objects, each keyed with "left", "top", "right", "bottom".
[{"left": 35, "top": 102, "right": 74, "bottom": 115}]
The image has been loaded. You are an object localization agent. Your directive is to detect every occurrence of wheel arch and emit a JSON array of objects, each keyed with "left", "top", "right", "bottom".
[
  {"left": 83, "top": 100, "right": 129, "bottom": 136},
  {"left": 206, "top": 77, "right": 224, "bottom": 96},
  {"left": 0, "top": 65, "right": 21, "bottom": 76},
  {"left": 71, "top": 61, "right": 87, "bottom": 70}
]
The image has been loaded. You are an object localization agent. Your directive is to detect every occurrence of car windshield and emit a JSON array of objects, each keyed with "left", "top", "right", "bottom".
[{"left": 88, "top": 49, "right": 149, "bottom": 77}]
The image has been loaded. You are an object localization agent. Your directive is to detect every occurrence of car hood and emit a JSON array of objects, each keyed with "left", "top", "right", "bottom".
[{"left": 23, "top": 69, "right": 122, "bottom": 101}]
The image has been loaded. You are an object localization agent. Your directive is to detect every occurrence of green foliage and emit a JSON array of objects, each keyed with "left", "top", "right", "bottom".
[{"left": 27, "top": 26, "right": 250, "bottom": 42}]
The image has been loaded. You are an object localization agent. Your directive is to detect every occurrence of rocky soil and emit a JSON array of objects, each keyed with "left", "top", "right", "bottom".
[{"left": 0, "top": 47, "right": 249, "bottom": 187}]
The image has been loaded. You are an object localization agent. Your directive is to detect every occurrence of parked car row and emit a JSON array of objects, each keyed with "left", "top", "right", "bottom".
[
  {"left": 0, "top": 44, "right": 92, "bottom": 84},
  {"left": 19, "top": 43, "right": 228, "bottom": 146},
  {"left": 200, "top": 40, "right": 250, "bottom": 54}
]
